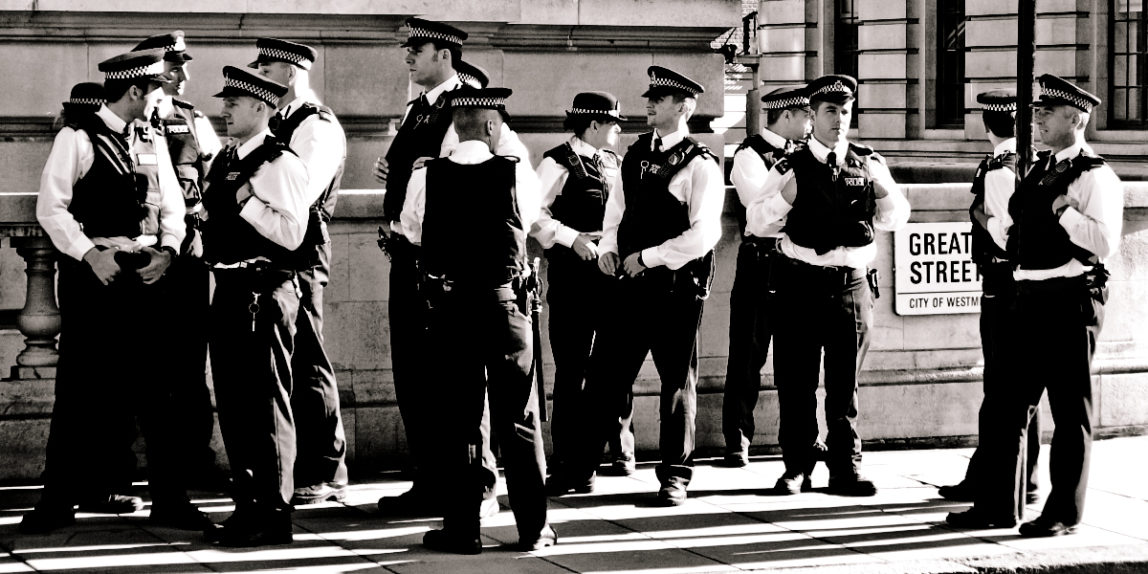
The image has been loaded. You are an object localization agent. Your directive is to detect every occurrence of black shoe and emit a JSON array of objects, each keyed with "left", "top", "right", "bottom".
[
  {"left": 504, "top": 525, "right": 557, "bottom": 551},
  {"left": 719, "top": 451, "right": 749, "bottom": 468},
  {"left": 773, "top": 471, "right": 811, "bottom": 495},
  {"left": 423, "top": 528, "right": 482, "bottom": 554},
  {"left": 945, "top": 509, "right": 1018, "bottom": 529},
  {"left": 19, "top": 506, "right": 75, "bottom": 534},
  {"left": 545, "top": 473, "right": 594, "bottom": 496},
  {"left": 827, "top": 473, "right": 877, "bottom": 497},
  {"left": 938, "top": 482, "right": 975, "bottom": 502},
  {"left": 1019, "top": 516, "right": 1078, "bottom": 538},
  {"left": 207, "top": 509, "right": 293, "bottom": 547},
  {"left": 292, "top": 482, "right": 347, "bottom": 505},
  {"left": 187, "top": 466, "right": 233, "bottom": 492},
  {"left": 378, "top": 488, "right": 440, "bottom": 517},
  {"left": 601, "top": 455, "right": 636, "bottom": 477},
  {"left": 655, "top": 482, "right": 687, "bottom": 506},
  {"left": 77, "top": 494, "right": 144, "bottom": 514},
  {"left": 149, "top": 503, "right": 214, "bottom": 531}
]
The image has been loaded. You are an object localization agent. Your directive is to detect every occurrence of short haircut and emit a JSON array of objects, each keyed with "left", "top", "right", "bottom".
[
  {"left": 103, "top": 78, "right": 156, "bottom": 103},
  {"left": 766, "top": 108, "right": 786, "bottom": 125},
  {"left": 981, "top": 110, "right": 1016, "bottom": 139},
  {"left": 427, "top": 40, "right": 462, "bottom": 65},
  {"left": 452, "top": 107, "right": 501, "bottom": 139}
]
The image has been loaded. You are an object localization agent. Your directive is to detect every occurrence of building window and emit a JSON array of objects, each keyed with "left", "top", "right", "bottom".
[
  {"left": 935, "top": 2, "right": 966, "bottom": 128},
  {"left": 835, "top": 0, "right": 859, "bottom": 78},
  {"left": 1111, "top": 0, "right": 1148, "bottom": 127}
]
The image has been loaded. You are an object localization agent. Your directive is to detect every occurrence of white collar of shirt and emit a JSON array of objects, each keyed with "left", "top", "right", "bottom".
[
  {"left": 156, "top": 96, "right": 175, "bottom": 120},
  {"left": 653, "top": 128, "right": 687, "bottom": 150},
  {"left": 1055, "top": 141, "right": 1085, "bottom": 163},
  {"left": 423, "top": 74, "right": 462, "bottom": 107},
  {"left": 235, "top": 129, "right": 272, "bottom": 160},
  {"left": 807, "top": 135, "right": 848, "bottom": 166},
  {"left": 993, "top": 138, "right": 1016, "bottom": 158},
  {"left": 278, "top": 92, "right": 317, "bottom": 119},
  {"left": 96, "top": 105, "right": 129, "bottom": 135},
  {"left": 569, "top": 135, "right": 600, "bottom": 158},
  {"left": 760, "top": 128, "right": 788, "bottom": 150},
  {"left": 449, "top": 139, "right": 495, "bottom": 164}
]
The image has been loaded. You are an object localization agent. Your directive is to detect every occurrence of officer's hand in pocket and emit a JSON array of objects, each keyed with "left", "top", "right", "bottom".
[
  {"left": 83, "top": 247, "right": 120, "bottom": 286},
  {"left": 138, "top": 246, "right": 172, "bottom": 284},
  {"left": 598, "top": 252, "right": 619, "bottom": 276}
]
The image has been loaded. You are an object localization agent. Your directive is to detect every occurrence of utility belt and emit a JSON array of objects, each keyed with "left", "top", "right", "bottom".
[
  {"left": 419, "top": 265, "right": 537, "bottom": 310},
  {"left": 979, "top": 260, "right": 1016, "bottom": 296},
  {"left": 210, "top": 258, "right": 295, "bottom": 290},
  {"left": 775, "top": 253, "right": 874, "bottom": 295},
  {"left": 377, "top": 224, "right": 420, "bottom": 262},
  {"left": 1016, "top": 264, "right": 1109, "bottom": 304},
  {"left": 739, "top": 235, "right": 780, "bottom": 260},
  {"left": 623, "top": 250, "right": 715, "bottom": 301}
]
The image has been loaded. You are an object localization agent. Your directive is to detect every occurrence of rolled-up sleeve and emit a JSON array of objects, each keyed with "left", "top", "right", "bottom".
[{"left": 641, "top": 156, "right": 724, "bottom": 270}]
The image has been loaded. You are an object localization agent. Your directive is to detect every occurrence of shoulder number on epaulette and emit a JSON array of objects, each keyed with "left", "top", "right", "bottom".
[{"left": 774, "top": 157, "right": 792, "bottom": 175}]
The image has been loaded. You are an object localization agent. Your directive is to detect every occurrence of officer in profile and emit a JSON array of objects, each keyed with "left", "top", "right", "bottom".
[
  {"left": 55, "top": 82, "right": 104, "bottom": 128},
  {"left": 721, "top": 85, "right": 811, "bottom": 469},
  {"left": 399, "top": 86, "right": 555, "bottom": 554},
  {"left": 746, "top": 74, "right": 909, "bottom": 497}
]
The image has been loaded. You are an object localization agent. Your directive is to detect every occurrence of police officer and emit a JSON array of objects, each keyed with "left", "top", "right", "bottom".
[
  {"left": 399, "top": 87, "right": 556, "bottom": 554},
  {"left": 940, "top": 89, "right": 1041, "bottom": 511},
  {"left": 55, "top": 82, "right": 104, "bottom": 128},
  {"left": 531, "top": 92, "right": 636, "bottom": 480},
  {"left": 131, "top": 30, "right": 225, "bottom": 490},
  {"left": 372, "top": 18, "right": 499, "bottom": 519},
  {"left": 721, "top": 86, "right": 811, "bottom": 468},
  {"left": 746, "top": 74, "right": 909, "bottom": 497},
  {"left": 24, "top": 49, "right": 206, "bottom": 533},
  {"left": 550, "top": 66, "right": 724, "bottom": 506},
  {"left": 199, "top": 66, "right": 308, "bottom": 546},
  {"left": 251, "top": 37, "right": 350, "bottom": 506},
  {"left": 952, "top": 75, "right": 1123, "bottom": 537}
]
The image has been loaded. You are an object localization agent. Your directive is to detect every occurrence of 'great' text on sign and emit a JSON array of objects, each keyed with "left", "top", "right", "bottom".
[{"left": 893, "top": 222, "right": 982, "bottom": 315}]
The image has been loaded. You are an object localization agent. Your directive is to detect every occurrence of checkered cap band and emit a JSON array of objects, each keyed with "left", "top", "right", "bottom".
[
  {"left": 983, "top": 102, "right": 1016, "bottom": 112},
  {"left": 763, "top": 95, "right": 811, "bottom": 110},
  {"left": 259, "top": 46, "right": 311, "bottom": 67},
  {"left": 226, "top": 76, "right": 280, "bottom": 103},
  {"left": 649, "top": 75, "right": 695, "bottom": 94},
  {"left": 105, "top": 60, "right": 165, "bottom": 80},
  {"left": 67, "top": 97, "right": 104, "bottom": 106},
  {"left": 452, "top": 96, "right": 506, "bottom": 108},
  {"left": 568, "top": 107, "right": 621, "bottom": 117},
  {"left": 1042, "top": 86, "right": 1093, "bottom": 110},
  {"left": 811, "top": 81, "right": 852, "bottom": 97},
  {"left": 408, "top": 25, "right": 464, "bottom": 46},
  {"left": 459, "top": 72, "right": 481, "bottom": 89},
  {"left": 164, "top": 37, "right": 187, "bottom": 53}
]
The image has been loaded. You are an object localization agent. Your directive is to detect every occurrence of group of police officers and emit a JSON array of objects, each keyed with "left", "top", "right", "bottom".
[{"left": 21, "top": 14, "right": 1124, "bottom": 554}]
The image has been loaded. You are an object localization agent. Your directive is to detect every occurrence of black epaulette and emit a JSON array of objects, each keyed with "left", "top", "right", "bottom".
[
  {"left": 172, "top": 98, "right": 195, "bottom": 111},
  {"left": 848, "top": 142, "right": 875, "bottom": 156},
  {"left": 986, "top": 151, "right": 1017, "bottom": 172},
  {"left": 773, "top": 156, "right": 792, "bottom": 175},
  {"left": 685, "top": 138, "right": 718, "bottom": 164},
  {"left": 1075, "top": 149, "right": 1107, "bottom": 171},
  {"left": 496, "top": 155, "right": 521, "bottom": 164}
]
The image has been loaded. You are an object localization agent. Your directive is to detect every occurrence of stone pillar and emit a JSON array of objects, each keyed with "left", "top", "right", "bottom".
[
  {"left": 758, "top": 0, "right": 812, "bottom": 89},
  {"left": 856, "top": 0, "right": 915, "bottom": 139},
  {"left": 11, "top": 236, "right": 60, "bottom": 378}
]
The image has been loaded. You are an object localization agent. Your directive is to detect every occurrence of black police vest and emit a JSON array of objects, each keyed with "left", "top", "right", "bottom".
[
  {"left": 732, "top": 134, "right": 787, "bottom": 234},
  {"left": 383, "top": 91, "right": 455, "bottom": 222},
  {"left": 1006, "top": 150, "right": 1104, "bottom": 270},
  {"left": 783, "top": 144, "right": 878, "bottom": 255},
  {"left": 542, "top": 142, "right": 616, "bottom": 233},
  {"left": 157, "top": 99, "right": 209, "bottom": 209},
  {"left": 420, "top": 156, "right": 526, "bottom": 287},
  {"left": 617, "top": 133, "right": 717, "bottom": 257},
  {"left": 968, "top": 151, "right": 1016, "bottom": 267},
  {"left": 271, "top": 103, "right": 346, "bottom": 261},
  {"left": 200, "top": 136, "right": 298, "bottom": 265},
  {"left": 67, "top": 114, "right": 162, "bottom": 239}
]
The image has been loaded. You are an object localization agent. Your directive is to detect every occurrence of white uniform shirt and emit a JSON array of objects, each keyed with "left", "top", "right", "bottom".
[
  {"left": 36, "top": 105, "right": 186, "bottom": 262},
  {"left": 731, "top": 128, "right": 788, "bottom": 237},
  {"left": 982, "top": 138, "right": 1017, "bottom": 252},
  {"left": 531, "top": 135, "right": 620, "bottom": 249},
  {"left": 231, "top": 128, "right": 310, "bottom": 250},
  {"left": 400, "top": 139, "right": 542, "bottom": 245},
  {"left": 598, "top": 128, "right": 725, "bottom": 270},
  {"left": 1010, "top": 141, "right": 1124, "bottom": 281},
  {"left": 746, "top": 135, "right": 910, "bottom": 269},
  {"left": 277, "top": 92, "right": 347, "bottom": 206}
]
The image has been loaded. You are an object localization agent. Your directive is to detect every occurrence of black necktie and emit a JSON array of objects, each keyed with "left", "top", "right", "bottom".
[
  {"left": 827, "top": 151, "right": 839, "bottom": 181},
  {"left": 784, "top": 140, "right": 795, "bottom": 154},
  {"left": 654, "top": 136, "right": 663, "bottom": 153}
]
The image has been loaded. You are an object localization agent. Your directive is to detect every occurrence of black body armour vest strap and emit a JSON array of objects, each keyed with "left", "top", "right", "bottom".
[
  {"left": 617, "top": 133, "right": 717, "bottom": 257},
  {"left": 383, "top": 92, "right": 455, "bottom": 222},
  {"left": 201, "top": 137, "right": 297, "bottom": 265},
  {"left": 1007, "top": 150, "right": 1105, "bottom": 270},
  {"left": 969, "top": 151, "right": 1016, "bottom": 267},
  {"left": 783, "top": 144, "right": 878, "bottom": 255},
  {"left": 732, "top": 134, "right": 785, "bottom": 234},
  {"left": 420, "top": 156, "right": 526, "bottom": 287},
  {"left": 67, "top": 115, "right": 162, "bottom": 238},
  {"left": 542, "top": 142, "right": 614, "bottom": 234},
  {"left": 158, "top": 100, "right": 208, "bottom": 209}
]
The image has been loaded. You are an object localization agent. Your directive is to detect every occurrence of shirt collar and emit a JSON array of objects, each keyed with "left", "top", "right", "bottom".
[
  {"left": 236, "top": 128, "right": 272, "bottom": 160},
  {"left": 97, "top": 105, "right": 128, "bottom": 134},
  {"left": 570, "top": 135, "right": 600, "bottom": 157},
  {"left": 449, "top": 139, "right": 495, "bottom": 163},
  {"left": 1055, "top": 141, "right": 1085, "bottom": 163},
  {"left": 424, "top": 74, "right": 462, "bottom": 106},
  {"left": 807, "top": 135, "right": 848, "bottom": 165},
  {"left": 993, "top": 138, "right": 1016, "bottom": 157},
  {"left": 760, "top": 128, "right": 788, "bottom": 150},
  {"left": 279, "top": 92, "right": 316, "bottom": 119},
  {"left": 653, "top": 127, "right": 687, "bottom": 150}
]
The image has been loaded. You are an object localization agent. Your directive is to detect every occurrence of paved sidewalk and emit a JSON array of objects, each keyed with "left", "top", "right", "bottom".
[{"left": 0, "top": 436, "right": 1146, "bottom": 573}]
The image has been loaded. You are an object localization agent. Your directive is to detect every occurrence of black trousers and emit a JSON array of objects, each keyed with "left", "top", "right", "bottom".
[
  {"left": 164, "top": 250, "right": 217, "bottom": 478},
  {"left": 979, "top": 275, "right": 1104, "bottom": 524},
  {"left": 771, "top": 256, "right": 871, "bottom": 477},
  {"left": 722, "top": 238, "right": 777, "bottom": 454},
  {"left": 429, "top": 290, "right": 547, "bottom": 541},
  {"left": 573, "top": 271, "right": 703, "bottom": 487},
  {"left": 387, "top": 241, "right": 497, "bottom": 496},
  {"left": 40, "top": 256, "right": 189, "bottom": 509},
  {"left": 961, "top": 267, "right": 1040, "bottom": 496},
  {"left": 545, "top": 250, "right": 632, "bottom": 469},
  {"left": 290, "top": 239, "right": 349, "bottom": 487},
  {"left": 209, "top": 269, "right": 299, "bottom": 511}
]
